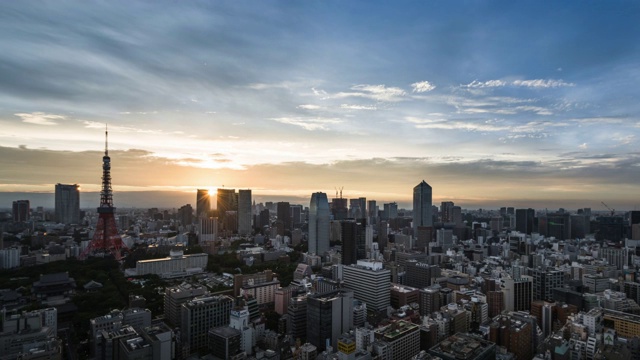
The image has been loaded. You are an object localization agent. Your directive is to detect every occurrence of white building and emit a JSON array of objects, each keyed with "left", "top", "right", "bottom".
[{"left": 134, "top": 250, "right": 207, "bottom": 277}]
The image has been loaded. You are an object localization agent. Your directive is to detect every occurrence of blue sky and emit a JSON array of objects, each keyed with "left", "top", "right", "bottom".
[{"left": 0, "top": 1, "right": 639, "bottom": 209}]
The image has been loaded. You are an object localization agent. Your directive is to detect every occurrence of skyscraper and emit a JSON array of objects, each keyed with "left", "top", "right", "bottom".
[
  {"left": 309, "top": 192, "right": 330, "bottom": 256},
  {"left": 196, "top": 189, "right": 210, "bottom": 219},
  {"left": 515, "top": 208, "right": 535, "bottom": 234},
  {"left": 12, "top": 200, "right": 30, "bottom": 222},
  {"left": 217, "top": 188, "right": 236, "bottom": 225},
  {"left": 276, "top": 202, "right": 291, "bottom": 235},
  {"left": 413, "top": 181, "right": 432, "bottom": 233},
  {"left": 238, "top": 189, "right": 252, "bottom": 235},
  {"left": 341, "top": 220, "right": 366, "bottom": 266},
  {"left": 306, "top": 289, "right": 354, "bottom": 352},
  {"left": 55, "top": 183, "right": 80, "bottom": 224}
]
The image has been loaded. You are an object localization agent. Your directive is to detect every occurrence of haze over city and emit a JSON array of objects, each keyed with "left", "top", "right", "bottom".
[{"left": 1, "top": 1, "right": 639, "bottom": 210}]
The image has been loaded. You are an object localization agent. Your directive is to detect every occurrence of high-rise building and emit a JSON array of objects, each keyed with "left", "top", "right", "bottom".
[
  {"left": 341, "top": 220, "right": 366, "bottom": 266},
  {"left": 367, "top": 200, "right": 377, "bottom": 222},
  {"left": 196, "top": 189, "right": 210, "bottom": 219},
  {"left": 405, "top": 260, "right": 440, "bottom": 289},
  {"left": 440, "top": 201, "right": 454, "bottom": 223},
  {"left": 413, "top": 181, "right": 432, "bottom": 233},
  {"left": 181, "top": 295, "right": 233, "bottom": 355},
  {"left": 358, "top": 197, "right": 367, "bottom": 219},
  {"left": 306, "top": 289, "right": 354, "bottom": 351},
  {"left": 276, "top": 202, "right": 291, "bottom": 234},
  {"left": 208, "top": 326, "right": 241, "bottom": 359},
  {"left": 374, "top": 320, "right": 420, "bottom": 360},
  {"left": 55, "top": 184, "right": 80, "bottom": 224},
  {"left": 12, "top": 200, "right": 30, "bottom": 222},
  {"left": 291, "top": 204, "right": 303, "bottom": 228},
  {"left": 217, "top": 188, "right": 236, "bottom": 226},
  {"left": 342, "top": 260, "right": 390, "bottom": 313},
  {"left": 501, "top": 275, "right": 533, "bottom": 312},
  {"left": 515, "top": 208, "right": 535, "bottom": 235},
  {"left": 177, "top": 204, "right": 193, "bottom": 228},
  {"left": 199, "top": 217, "right": 218, "bottom": 242},
  {"left": 531, "top": 269, "right": 564, "bottom": 302},
  {"left": 287, "top": 295, "right": 308, "bottom": 341},
  {"left": 238, "top": 189, "right": 252, "bottom": 235},
  {"left": 309, "top": 193, "right": 330, "bottom": 256},
  {"left": 383, "top": 202, "right": 398, "bottom": 221}
]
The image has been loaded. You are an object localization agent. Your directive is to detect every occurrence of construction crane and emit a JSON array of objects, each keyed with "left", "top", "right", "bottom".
[
  {"left": 334, "top": 186, "right": 343, "bottom": 199},
  {"left": 601, "top": 201, "right": 615, "bottom": 216}
]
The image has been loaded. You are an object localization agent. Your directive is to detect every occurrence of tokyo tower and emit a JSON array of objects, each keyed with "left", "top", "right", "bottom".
[{"left": 80, "top": 127, "right": 128, "bottom": 260}]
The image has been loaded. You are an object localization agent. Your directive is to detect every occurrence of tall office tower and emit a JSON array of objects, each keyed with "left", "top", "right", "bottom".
[
  {"left": 501, "top": 275, "right": 533, "bottom": 312},
  {"left": 383, "top": 202, "right": 398, "bottom": 220},
  {"left": 199, "top": 217, "right": 218, "bottom": 242},
  {"left": 331, "top": 197, "right": 348, "bottom": 220},
  {"left": 55, "top": 184, "right": 80, "bottom": 224},
  {"left": 276, "top": 202, "right": 291, "bottom": 234},
  {"left": 309, "top": 192, "right": 330, "bottom": 256},
  {"left": 306, "top": 289, "right": 354, "bottom": 352},
  {"left": 238, "top": 189, "right": 252, "bottom": 235},
  {"left": 419, "top": 287, "right": 441, "bottom": 316},
  {"left": 341, "top": 220, "right": 366, "bottom": 266},
  {"left": 287, "top": 295, "right": 308, "bottom": 341},
  {"left": 367, "top": 200, "right": 377, "bottom": 221},
  {"left": 377, "top": 221, "right": 388, "bottom": 250},
  {"left": 358, "top": 197, "right": 367, "bottom": 219},
  {"left": 80, "top": 128, "right": 127, "bottom": 260},
  {"left": 177, "top": 204, "right": 193, "bottom": 227},
  {"left": 451, "top": 206, "right": 462, "bottom": 226},
  {"left": 288, "top": 204, "right": 301, "bottom": 229},
  {"left": 342, "top": 260, "right": 391, "bottom": 313},
  {"left": 349, "top": 199, "right": 361, "bottom": 219},
  {"left": 531, "top": 269, "right": 564, "bottom": 302},
  {"left": 405, "top": 260, "right": 440, "bottom": 289},
  {"left": 164, "top": 285, "right": 207, "bottom": 328},
  {"left": 217, "top": 188, "right": 236, "bottom": 225},
  {"left": 196, "top": 189, "right": 210, "bottom": 219},
  {"left": 440, "top": 201, "right": 454, "bottom": 223},
  {"left": 515, "top": 208, "right": 535, "bottom": 234},
  {"left": 413, "top": 181, "right": 432, "bottom": 234},
  {"left": 181, "top": 295, "right": 233, "bottom": 356},
  {"left": 12, "top": 200, "right": 30, "bottom": 222},
  {"left": 259, "top": 209, "right": 270, "bottom": 228}
]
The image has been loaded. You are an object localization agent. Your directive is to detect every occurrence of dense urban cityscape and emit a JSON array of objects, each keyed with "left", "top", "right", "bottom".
[
  {"left": 1, "top": 128, "right": 640, "bottom": 360},
  {"left": 2, "top": 1, "right": 640, "bottom": 360}
]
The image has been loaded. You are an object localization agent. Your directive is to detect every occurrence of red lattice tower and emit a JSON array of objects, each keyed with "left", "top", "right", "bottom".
[{"left": 80, "top": 126, "right": 128, "bottom": 260}]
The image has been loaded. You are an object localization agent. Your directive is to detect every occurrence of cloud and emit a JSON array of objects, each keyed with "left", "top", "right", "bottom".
[
  {"left": 461, "top": 80, "right": 508, "bottom": 88},
  {"left": 512, "top": 79, "right": 575, "bottom": 88},
  {"left": 340, "top": 104, "right": 377, "bottom": 110},
  {"left": 15, "top": 112, "right": 65, "bottom": 126},
  {"left": 271, "top": 117, "right": 342, "bottom": 131},
  {"left": 461, "top": 79, "right": 574, "bottom": 89},
  {"left": 613, "top": 134, "right": 635, "bottom": 145},
  {"left": 405, "top": 118, "right": 510, "bottom": 132},
  {"left": 297, "top": 104, "right": 321, "bottom": 110},
  {"left": 579, "top": 143, "right": 588, "bottom": 149},
  {"left": 330, "top": 84, "right": 406, "bottom": 102},
  {"left": 411, "top": 81, "right": 436, "bottom": 93}
]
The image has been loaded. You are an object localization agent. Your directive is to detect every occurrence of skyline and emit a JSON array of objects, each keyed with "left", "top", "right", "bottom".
[{"left": 1, "top": 2, "right": 640, "bottom": 210}]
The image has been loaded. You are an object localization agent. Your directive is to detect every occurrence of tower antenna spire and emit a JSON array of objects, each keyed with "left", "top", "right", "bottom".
[{"left": 105, "top": 124, "right": 108, "bottom": 156}]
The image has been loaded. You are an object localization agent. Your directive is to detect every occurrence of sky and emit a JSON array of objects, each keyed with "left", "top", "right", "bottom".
[{"left": 1, "top": 1, "right": 639, "bottom": 210}]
